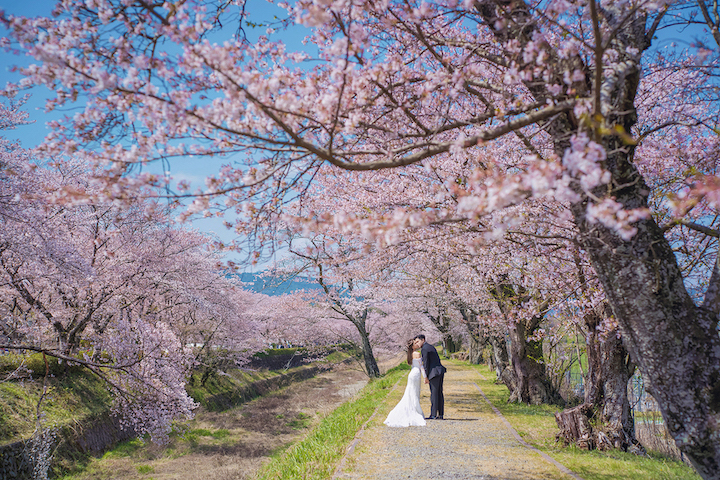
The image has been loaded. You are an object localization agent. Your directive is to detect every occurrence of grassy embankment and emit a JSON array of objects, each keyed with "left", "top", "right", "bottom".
[
  {"left": 187, "top": 348, "right": 352, "bottom": 411},
  {"left": 0, "top": 348, "right": 330, "bottom": 443},
  {"left": 0, "top": 347, "right": 352, "bottom": 478},
  {"left": 0, "top": 353, "right": 111, "bottom": 445}
]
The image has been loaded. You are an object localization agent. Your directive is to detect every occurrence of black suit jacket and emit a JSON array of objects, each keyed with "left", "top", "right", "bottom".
[{"left": 421, "top": 342, "right": 446, "bottom": 380}]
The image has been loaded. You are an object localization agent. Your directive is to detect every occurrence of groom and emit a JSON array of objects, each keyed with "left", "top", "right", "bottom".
[{"left": 415, "top": 334, "right": 446, "bottom": 420}]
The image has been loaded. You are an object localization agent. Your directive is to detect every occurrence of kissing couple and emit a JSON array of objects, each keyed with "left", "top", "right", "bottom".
[{"left": 384, "top": 334, "right": 447, "bottom": 427}]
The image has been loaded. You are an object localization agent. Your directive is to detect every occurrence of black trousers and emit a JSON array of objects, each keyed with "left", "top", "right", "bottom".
[{"left": 428, "top": 374, "right": 445, "bottom": 417}]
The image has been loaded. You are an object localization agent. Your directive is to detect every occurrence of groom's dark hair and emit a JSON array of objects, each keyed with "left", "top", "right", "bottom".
[{"left": 415, "top": 334, "right": 426, "bottom": 341}]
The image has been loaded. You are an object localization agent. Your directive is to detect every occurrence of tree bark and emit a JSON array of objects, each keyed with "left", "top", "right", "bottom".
[
  {"left": 573, "top": 195, "right": 720, "bottom": 474},
  {"left": 565, "top": 20, "right": 720, "bottom": 475},
  {"left": 468, "top": 333, "right": 484, "bottom": 364},
  {"left": 489, "top": 334, "right": 516, "bottom": 391},
  {"left": 425, "top": 309, "right": 459, "bottom": 358},
  {"left": 506, "top": 311, "right": 562, "bottom": 405},
  {"left": 455, "top": 303, "right": 485, "bottom": 364},
  {"left": 488, "top": 282, "right": 561, "bottom": 405},
  {"left": 442, "top": 332, "right": 460, "bottom": 358},
  {"left": 556, "top": 305, "right": 641, "bottom": 451},
  {"left": 353, "top": 311, "right": 380, "bottom": 378}
]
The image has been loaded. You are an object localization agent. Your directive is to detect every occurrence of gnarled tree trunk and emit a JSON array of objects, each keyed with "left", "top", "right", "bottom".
[
  {"left": 476, "top": 1, "right": 720, "bottom": 474},
  {"left": 506, "top": 311, "right": 562, "bottom": 405},
  {"left": 489, "top": 334, "right": 515, "bottom": 391},
  {"left": 556, "top": 305, "right": 641, "bottom": 451},
  {"left": 489, "top": 281, "right": 561, "bottom": 405}
]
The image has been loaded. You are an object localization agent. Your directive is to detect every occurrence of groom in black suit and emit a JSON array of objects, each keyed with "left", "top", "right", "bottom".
[{"left": 415, "top": 334, "right": 446, "bottom": 419}]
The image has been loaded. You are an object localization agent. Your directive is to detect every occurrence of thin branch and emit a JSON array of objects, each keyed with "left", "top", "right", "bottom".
[
  {"left": 323, "top": 100, "right": 578, "bottom": 171},
  {"left": 589, "top": 0, "right": 604, "bottom": 119},
  {"left": 697, "top": 0, "right": 720, "bottom": 49},
  {"left": 0, "top": 344, "right": 142, "bottom": 370},
  {"left": 661, "top": 219, "right": 720, "bottom": 238}
]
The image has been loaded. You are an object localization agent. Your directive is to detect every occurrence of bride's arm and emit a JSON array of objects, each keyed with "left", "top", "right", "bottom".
[{"left": 413, "top": 352, "right": 426, "bottom": 379}]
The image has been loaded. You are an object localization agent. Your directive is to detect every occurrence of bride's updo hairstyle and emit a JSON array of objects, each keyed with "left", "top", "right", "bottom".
[{"left": 406, "top": 338, "right": 416, "bottom": 365}]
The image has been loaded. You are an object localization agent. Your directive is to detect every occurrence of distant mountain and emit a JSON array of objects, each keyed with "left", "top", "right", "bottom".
[{"left": 234, "top": 272, "right": 322, "bottom": 296}]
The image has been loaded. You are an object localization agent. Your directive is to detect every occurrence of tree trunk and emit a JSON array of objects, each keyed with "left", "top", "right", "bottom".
[
  {"left": 455, "top": 303, "right": 485, "bottom": 364},
  {"left": 468, "top": 333, "right": 484, "bottom": 364},
  {"left": 489, "top": 334, "right": 516, "bottom": 391},
  {"left": 441, "top": 332, "right": 459, "bottom": 358},
  {"left": 555, "top": 404, "right": 595, "bottom": 450},
  {"left": 573, "top": 199, "right": 720, "bottom": 474},
  {"left": 359, "top": 332, "right": 380, "bottom": 378},
  {"left": 556, "top": 306, "right": 641, "bottom": 452},
  {"left": 353, "top": 313, "right": 380, "bottom": 378},
  {"left": 507, "top": 312, "right": 562, "bottom": 405},
  {"left": 425, "top": 309, "right": 459, "bottom": 358},
  {"left": 566, "top": 26, "right": 720, "bottom": 474}
]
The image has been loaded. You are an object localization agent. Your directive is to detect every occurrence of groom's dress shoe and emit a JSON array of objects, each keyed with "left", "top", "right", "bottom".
[
  {"left": 426, "top": 416, "right": 437, "bottom": 419},
  {"left": 437, "top": 416, "right": 443, "bottom": 420}
]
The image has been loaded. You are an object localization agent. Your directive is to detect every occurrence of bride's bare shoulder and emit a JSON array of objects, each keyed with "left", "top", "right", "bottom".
[{"left": 412, "top": 351, "right": 421, "bottom": 359}]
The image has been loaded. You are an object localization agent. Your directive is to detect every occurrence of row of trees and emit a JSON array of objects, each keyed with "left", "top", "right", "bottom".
[
  {"left": 0, "top": 96, "right": 426, "bottom": 444},
  {"left": 2, "top": 0, "right": 720, "bottom": 477},
  {"left": 0, "top": 96, "right": 292, "bottom": 442}
]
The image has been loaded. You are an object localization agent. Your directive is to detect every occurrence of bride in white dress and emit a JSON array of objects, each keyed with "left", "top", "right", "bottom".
[{"left": 384, "top": 339, "right": 426, "bottom": 427}]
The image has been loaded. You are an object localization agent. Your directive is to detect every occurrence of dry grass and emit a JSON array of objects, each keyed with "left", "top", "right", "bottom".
[
  {"left": 58, "top": 365, "right": 369, "bottom": 480},
  {"left": 635, "top": 411, "right": 688, "bottom": 464}
]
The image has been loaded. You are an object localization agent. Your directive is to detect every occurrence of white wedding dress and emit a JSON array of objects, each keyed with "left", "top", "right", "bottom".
[{"left": 384, "top": 358, "right": 426, "bottom": 427}]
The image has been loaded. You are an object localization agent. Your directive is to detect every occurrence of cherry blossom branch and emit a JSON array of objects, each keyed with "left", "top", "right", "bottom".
[{"left": 324, "top": 99, "right": 577, "bottom": 171}]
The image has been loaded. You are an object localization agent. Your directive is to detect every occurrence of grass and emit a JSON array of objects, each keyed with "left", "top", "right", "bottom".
[
  {"left": 135, "top": 464, "right": 154, "bottom": 474},
  {"left": 185, "top": 367, "right": 281, "bottom": 410},
  {"left": 186, "top": 349, "right": 354, "bottom": 411},
  {"left": 287, "top": 412, "right": 312, "bottom": 430},
  {"left": 466, "top": 361, "right": 700, "bottom": 480},
  {"left": 0, "top": 354, "right": 111, "bottom": 445},
  {"left": 51, "top": 349, "right": 362, "bottom": 479},
  {"left": 254, "top": 363, "right": 410, "bottom": 480}
]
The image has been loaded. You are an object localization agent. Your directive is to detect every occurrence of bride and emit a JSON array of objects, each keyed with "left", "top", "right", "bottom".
[{"left": 384, "top": 338, "right": 426, "bottom": 427}]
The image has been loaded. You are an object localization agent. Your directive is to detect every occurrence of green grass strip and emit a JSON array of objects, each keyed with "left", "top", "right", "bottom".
[
  {"left": 467, "top": 361, "right": 701, "bottom": 480},
  {"left": 254, "top": 363, "right": 409, "bottom": 480}
]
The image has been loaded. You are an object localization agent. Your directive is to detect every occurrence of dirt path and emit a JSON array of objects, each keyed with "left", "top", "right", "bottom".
[{"left": 334, "top": 365, "right": 581, "bottom": 480}]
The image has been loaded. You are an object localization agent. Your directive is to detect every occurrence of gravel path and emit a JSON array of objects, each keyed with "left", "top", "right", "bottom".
[{"left": 334, "top": 365, "right": 579, "bottom": 480}]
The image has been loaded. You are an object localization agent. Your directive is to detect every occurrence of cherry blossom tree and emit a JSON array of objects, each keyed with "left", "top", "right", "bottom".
[
  {"left": 0, "top": 101, "right": 252, "bottom": 442},
  {"left": 279, "top": 236, "right": 383, "bottom": 376},
  {"left": 4, "top": 0, "right": 720, "bottom": 475}
]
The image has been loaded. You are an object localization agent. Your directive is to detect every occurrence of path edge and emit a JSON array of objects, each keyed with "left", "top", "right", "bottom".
[
  {"left": 331, "top": 377, "right": 402, "bottom": 479},
  {"left": 472, "top": 381, "right": 586, "bottom": 480}
]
